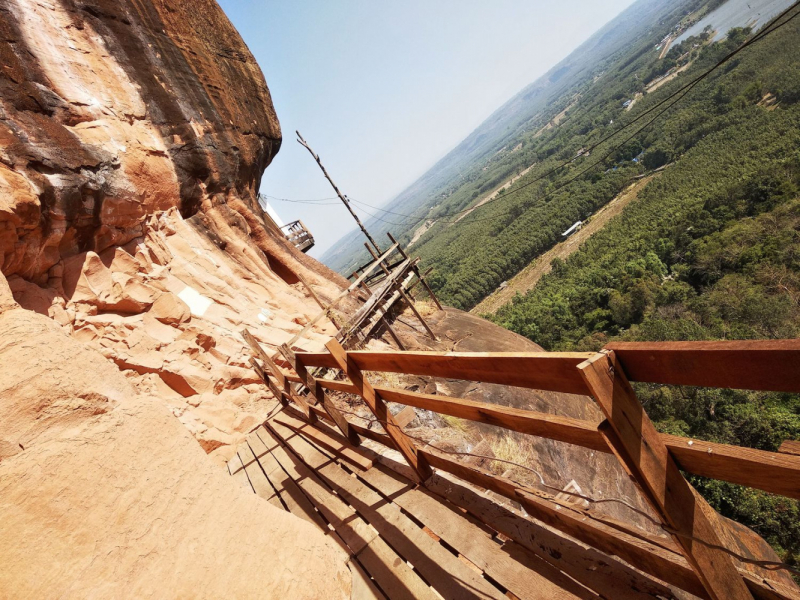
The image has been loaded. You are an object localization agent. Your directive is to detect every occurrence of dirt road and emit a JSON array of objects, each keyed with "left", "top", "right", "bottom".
[{"left": 470, "top": 174, "right": 657, "bottom": 315}]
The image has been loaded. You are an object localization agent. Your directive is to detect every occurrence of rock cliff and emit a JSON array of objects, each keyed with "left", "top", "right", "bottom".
[{"left": 0, "top": 0, "right": 353, "bottom": 596}]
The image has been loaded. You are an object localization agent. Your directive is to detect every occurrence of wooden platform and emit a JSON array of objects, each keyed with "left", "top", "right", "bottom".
[{"left": 229, "top": 406, "right": 688, "bottom": 600}]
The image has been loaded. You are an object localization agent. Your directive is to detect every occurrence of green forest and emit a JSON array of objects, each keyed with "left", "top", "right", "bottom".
[{"left": 484, "top": 18, "right": 800, "bottom": 562}]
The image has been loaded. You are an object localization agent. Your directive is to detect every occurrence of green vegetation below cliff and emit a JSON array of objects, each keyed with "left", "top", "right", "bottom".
[{"left": 489, "top": 20, "right": 800, "bottom": 563}]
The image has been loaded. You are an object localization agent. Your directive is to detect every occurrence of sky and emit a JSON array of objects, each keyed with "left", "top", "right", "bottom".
[{"left": 218, "top": 0, "right": 638, "bottom": 258}]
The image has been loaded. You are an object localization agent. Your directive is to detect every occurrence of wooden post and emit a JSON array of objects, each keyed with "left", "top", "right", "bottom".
[
  {"left": 242, "top": 329, "right": 315, "bottom": 420},
  {"left": 325, "top": 338, "right": 432, "bottom": 483},
  {"left": 396, "top": 284, "right": 437, "bottom": 341},
  {"left": 380, "top": 316, "right": 406, "bottom": 350},
  {"left": 249, "top": 357, "right": 288, "bottom": 405},
  {"left": 578, "top": 350, "right": 753, "bottom": 600},
  {"left": 387, "top": 232, "right": 443, "bottom": 310},
  {"left": 279, "top": 343, "right": 361, "bottom": 446}
]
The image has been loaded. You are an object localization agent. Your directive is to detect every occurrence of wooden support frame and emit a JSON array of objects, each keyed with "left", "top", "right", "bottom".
[
  {"left": 325, "top": 338, "right": 432, "bottom": 483},
  {"left": 285, "top": 242, "right": 399, "bottom": 347},
  {"left": 395, "top": 283, "right": 437, "bottom": 341},
  {"left": 387, "top": 232, "right": 443, "bottom": 311},
  {"left": 579, "top": 350, "right": 753, "bottom": 600},
  {"left": 278, "top": 404, "right": 797, "bottom": 600},
  {"left": 241, "top": 329, "right": 315, "bottom": 420},
  {"left": 279, "top": 343, "right": 361, "bottom": 446}
]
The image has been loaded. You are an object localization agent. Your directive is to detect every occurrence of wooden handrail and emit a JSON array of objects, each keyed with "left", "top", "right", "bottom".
[
  {"left": 285, "top": 370, "right": 800, "bottom": 499},
  {"left": 607, "top": 340, "right": 800, "bottom": 392},
  {"left": 297, "top": 350, "right": 594, "bottom": 395},
  {"left": 297, "top": 405, "right": 796, "bottom": 600}
]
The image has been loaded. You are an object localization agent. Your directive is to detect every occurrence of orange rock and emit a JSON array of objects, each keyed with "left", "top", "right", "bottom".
[{"left": 149, "top": 292, "right": 190, "bottom": 325}]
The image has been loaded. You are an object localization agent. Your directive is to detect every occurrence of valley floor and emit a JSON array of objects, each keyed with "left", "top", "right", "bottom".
[{"left": 472, "top": 174, "right": 657, "bottom": 315}]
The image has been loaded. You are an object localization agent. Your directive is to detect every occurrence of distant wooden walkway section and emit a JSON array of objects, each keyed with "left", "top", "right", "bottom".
[{"left": 239, "top": 334, "right": 800, "bottom": 600}]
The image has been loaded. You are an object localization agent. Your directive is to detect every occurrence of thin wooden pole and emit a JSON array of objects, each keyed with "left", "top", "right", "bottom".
[
  {"left": 396, "top": 284, "right": 437, "bottom": 341},
  {"left": 325, "top": 338, "right": 432, "bottom": 483},
  {"left": 296, "top": 131, "right": 382, "bottom": 255},
  {"left": 365, "top": 243, "right": 391, "bottom": 276},
  {"left": 578, "top": 350, "right": 753, "bottom": 600}
]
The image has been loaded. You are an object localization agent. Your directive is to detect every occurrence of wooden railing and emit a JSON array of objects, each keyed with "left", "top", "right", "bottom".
[
  {"left": 244, "top": 334, "right": 800, "bottom": 600},
  {"left": 281, "top": 219, "right": 314, "bottom": 252}
]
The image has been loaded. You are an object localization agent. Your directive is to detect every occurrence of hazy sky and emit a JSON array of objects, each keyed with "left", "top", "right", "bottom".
[{"left": 218, "top": 0, "right": 637, "bottom": 257}]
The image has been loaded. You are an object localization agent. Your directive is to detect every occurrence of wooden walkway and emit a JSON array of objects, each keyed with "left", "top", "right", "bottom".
[{"left": 229, "top": 406, "right": 693, "bottom": 600}]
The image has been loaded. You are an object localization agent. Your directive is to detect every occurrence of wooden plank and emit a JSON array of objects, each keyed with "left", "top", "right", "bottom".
[
  {"left": 417, "top": 471, "right": 684, "bottom": 600},
  {"left": 348, "top": 559, "right": 388, "bottom": 600},
  {"left": 606, "top": 340, "right": 800, "bottom": 392},
  {"left": 780, "top": 440, "right": 800, "bottom": 456},
  {"left": 247, "top": 426, "right": 328, "bottom": 530},
  {"left": 354, "top": 423, "right": 800, "bottom": 600},
  {"left": 579, "top": 351, "right": 753, "bottom": 600},
  {"left": 663, "top": 433, "right": 800, "bottom": 500},
  {"left": 356, "top": 537, "right": 437, "bottom": 600},
  {"left": 271, "top": 413, "right": 373, "bottom": 471},
  {"left": 393, "top": 406, "right": 416, "bottom": 429},
  {"left": 227, "top": 453, "right": 253, "bottom": 492},
  {"left": 354, "top": 465, "right": 594, "bottom": 600},
  {"left": 298, "top": 350, "right": 593, "bottom": 395},
  {"left": 376, "top": 386, "right": 607, "bottom": 452},
  {"left": 267, "top": 417, "right": 504, "bottom": 600},
  {"left": 325, "top": 339, "right": 432, "bottom": 483},
  {"left": 266, "top": 418, "right": 438, "bottom": 600},
  {"left": 237, "top": 439, "right": 282, "bottom": 508},
  {"left": 257, "top": 427, "right": 379, "bottom": 555},
  {"left": 280, "top": 344, "right": 360, "bottom": 445}
]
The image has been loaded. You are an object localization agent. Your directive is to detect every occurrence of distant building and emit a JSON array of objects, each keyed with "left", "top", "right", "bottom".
[{"left": 562, "top": 221, "right": 583, "bottom": 237}]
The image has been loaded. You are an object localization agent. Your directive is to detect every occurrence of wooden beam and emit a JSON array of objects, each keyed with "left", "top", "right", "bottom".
[
  {"left": 380, "top": 317, "right": 405, "bottom": 350},
  {"left": 395, "top": 284, "right": 437, "bottom": 340},
  {"left": 325, "top": 339, "right": 432, "bottom": 483},
  {"left": 780, "top": 440, "right": 800, "bottom": 457},
  {"left": 376, "top": 386, "right": 607, "bottom": 452},
  {"left": 279, "top": 344, "right": 361, "bottom": 446},
  {"left": 606, "top": 340, "right": 800, "bottom": 392},
  {"left": 393, "top": 405, "right": 417, "bottom": 429},
  {"left": 242, "top": 329, "right": 314, "bottom": 420},
  {"left": 297, "top": 350, "right": 593, "bottom": 395},
  {"left": 579, "top": 351, "right": 753, "bottom": 600}
]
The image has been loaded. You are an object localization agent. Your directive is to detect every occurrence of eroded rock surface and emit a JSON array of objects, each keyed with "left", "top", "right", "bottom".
[
  {"left": 0, "top": 283, "right": 351, "bottom": 598},
  {"left": 0, "top": 0, "right": 353, "bottom": 596}
]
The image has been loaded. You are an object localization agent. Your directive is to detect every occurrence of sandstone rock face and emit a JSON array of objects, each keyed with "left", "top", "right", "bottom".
[
  {"left": 0, "top": 0, "right": 354, "bottom": 596},
  {"left": 0, "top": 299, "right": 351, "bottom": 598}
]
